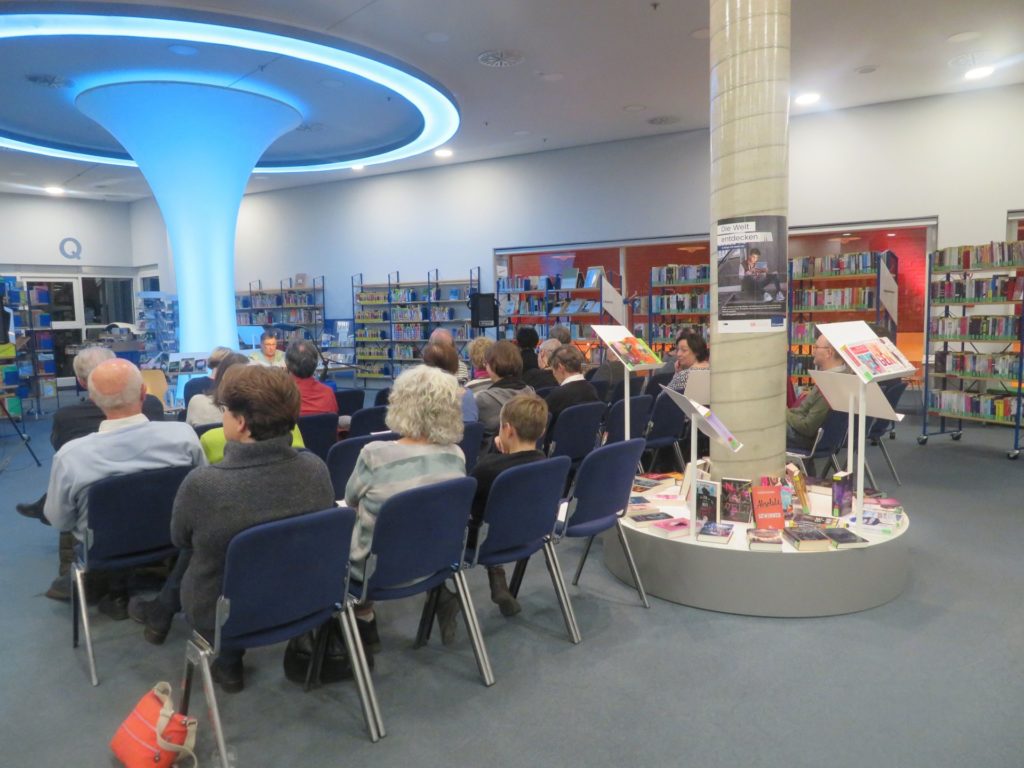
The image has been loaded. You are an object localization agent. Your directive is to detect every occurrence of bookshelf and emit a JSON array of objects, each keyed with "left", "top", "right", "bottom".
[
  {"left": 235, "top": 276, "right": 325, "bottom": 345},
  {"left": 647, "top": 262, "right": 711, "bottom": 356},
  {"left": 919, "top": 242, "right": 1024, "bottom": 459},
  {"left": 352, "top": 269, "right": 479, "bottom": 382},
  {"left": 787, "top": 250, "right": 898, "bottom": 390},
  {"left": 2, "top": 279, "right": 56, "bottom": 417},
  {"left": 136, "top": 291, "right": 179, "bottom": 369}
]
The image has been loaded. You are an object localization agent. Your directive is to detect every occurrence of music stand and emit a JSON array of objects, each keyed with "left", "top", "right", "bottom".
[{"left": 0, "top": 398, "right": 41, "bottom": 467}]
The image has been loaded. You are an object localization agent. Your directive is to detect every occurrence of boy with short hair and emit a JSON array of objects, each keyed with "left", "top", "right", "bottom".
[{"left": 470, "top": 393, "right": 549, "bottom": 616}]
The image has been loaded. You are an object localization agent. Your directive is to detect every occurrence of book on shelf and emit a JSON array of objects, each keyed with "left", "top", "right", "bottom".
[
  {"left": 747, "top": 528, "right": 784, "bottom": 552},
  {"left": 720, "top": 477, "right": 753, "bottom": 524},
  {"left": 651, "top": 516, "right": 692, "bottom": 539},
  {"left": 583, "top": 266, "right": 605, "bottom": 288},
  {"left": 823, "top": 528, "right": 870, "bottom": 549},
  {"left": 696, "top": 521, "right": 734, "bottom": 544},
  {"left": 782, "top": 526, "right": 831, "bottom": 552},
  {"left": 831, "top": 471, "right": 853, "bottom": 517},
  {"left": 694, "top": 478, "right": 721, "bottom": 524},
  {"left": 561, "top": 268, "right": 581, "bottom": 289},
  {"left": 751, "top": 486, "right": 785, "bottom": 529}
]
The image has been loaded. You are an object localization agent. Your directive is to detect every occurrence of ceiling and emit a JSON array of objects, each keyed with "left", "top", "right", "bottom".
[{"left": 1, "top": 0, "right": 1022, "bottom": 203}]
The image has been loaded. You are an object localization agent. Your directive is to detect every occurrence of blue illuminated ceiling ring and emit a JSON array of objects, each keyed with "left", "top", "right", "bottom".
[{"left": 0, "top": 11, "right": 460, "bottom": 172}]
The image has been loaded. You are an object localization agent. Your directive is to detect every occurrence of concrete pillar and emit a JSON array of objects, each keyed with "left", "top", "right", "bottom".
[{"left": 708, "top": 0, "right": 790, "bottom": 479}]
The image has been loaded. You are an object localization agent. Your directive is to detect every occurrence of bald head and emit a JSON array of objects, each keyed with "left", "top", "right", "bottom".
[
  {"left": 429, "top": 328, "right": 455, "bottom": 348},
  {"left": 88, "top": 358, "right": 146, "bottom": 418}
]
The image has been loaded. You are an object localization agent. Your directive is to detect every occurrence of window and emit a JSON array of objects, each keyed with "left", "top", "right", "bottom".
[{"left": 82, "top": 277, "right": 133, "bottom": 325}]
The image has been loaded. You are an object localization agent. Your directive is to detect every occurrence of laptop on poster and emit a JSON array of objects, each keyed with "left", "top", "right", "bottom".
[{"left": 683, "top": 368, "right": 710, "bottom": 405}]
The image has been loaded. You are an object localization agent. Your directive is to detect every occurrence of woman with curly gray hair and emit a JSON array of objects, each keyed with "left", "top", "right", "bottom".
[{"left": 345, "top": 365, "right": 467, "bottom": 650}]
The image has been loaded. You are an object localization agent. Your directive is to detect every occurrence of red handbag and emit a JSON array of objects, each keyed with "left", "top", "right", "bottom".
[{"left": 110, "top": 682, "right": 198, "bottom": 767}]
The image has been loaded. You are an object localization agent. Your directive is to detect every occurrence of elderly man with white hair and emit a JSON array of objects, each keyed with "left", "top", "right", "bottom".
[
  {"left": 43, "top": 358, "right": 205, "bottom": 617},
  {"left": 523, "top": 337, "right": 560, "bottom": 389},
  {"left": 428, "top": 327, "right": 469, "bottom": 385}
]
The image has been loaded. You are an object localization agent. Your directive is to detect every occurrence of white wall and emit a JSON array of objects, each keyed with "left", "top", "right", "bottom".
[
  {"left": 131, "top": 83, "right": 1024, "bottom": 317},
  {"left": 0, "top": 192, "right": 133, "bottom": 269}
]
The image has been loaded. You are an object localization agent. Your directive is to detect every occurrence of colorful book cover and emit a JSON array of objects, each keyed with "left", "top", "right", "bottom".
[
  {"left": 831, "top": 471, "right": 853, "bottom": 517},
  {"left": 751, "top": 486, "right": 785, "bottom": 530},
  {"left": 694, "top": 478, "right": 720, "bottom": 524},
  {"left": 652, "top": 517, "right": 691, "bottom": 539},
  {"left": 583, "top": 266, "right": 605, "bottom": 288},
  {"left": 696, "top": 521, "right": 734, "bottom": 544},
  {"left": 782, "top": 526, "right": 831, "bottom": 552},
  {"left": 746, "top": 528, "right": 783, "bottom": 551},
  {"left": 591, "top": 325, "right": 663, "bottom": 371},
  {"left": 720, "top": 477, "right": 753, "bottom": 524},
  {"left": 627, "top": 511, "right": 674, "bottom": 526}
]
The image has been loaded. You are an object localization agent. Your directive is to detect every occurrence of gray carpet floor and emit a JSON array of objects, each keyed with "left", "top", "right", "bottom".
[{"left": 1, "top": 400, "right": 1022, "bottom": 767}]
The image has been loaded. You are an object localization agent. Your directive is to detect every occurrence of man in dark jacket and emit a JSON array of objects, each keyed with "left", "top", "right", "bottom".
[{"left": 544, "top": 344, "right": 599, "bottom": 421}]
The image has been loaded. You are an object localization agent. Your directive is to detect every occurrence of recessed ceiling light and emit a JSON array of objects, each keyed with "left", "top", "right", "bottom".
[
  {"left": 947, "top": 31, "right": 981, "bottom": 44},
  {"left": 477, "top": 49, "right": 524, "bottom": 68},
  {"left": 623, "top": 104, "right": 647, "bottom": 112},
  {"left": 794, "top": 92, "right": 821, "bottom": 106},
  {"left": 424, "top": 32, "right": 449, "bottom": 44},
  {"left": 434, "top": 148, "right": 453, "bottom": 158},
  {"left": 964, "top": 66, "right": 994, "bottom": 80},
  {"left": 44, "top": 186, "right": 65, "bottom": 195},
  {"left": 538, "top": 72, "right": 564, "bottom": 82},
  {"left": 351, "top": 165, "right": 364, "bottom": 171},
  {"left": 512, "top": 130, "right": 531, "bottom": 137},
  {"left": 168, "top": 44, "right": 199, "bottom": 56},
  {"left": 887, "top": 232, "right": 896, "bottom": 237},
  {"left": 855, "top": 65, "right": 878, "bottom": 75},
  {"left": 691, "top": 28, "right": 710, "bottom": 39}
]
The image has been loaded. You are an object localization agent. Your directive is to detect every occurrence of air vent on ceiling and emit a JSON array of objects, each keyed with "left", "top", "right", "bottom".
[
  {"left": 647, "top": 115, "right": 681, "bottom": 126},
  {"left": 26, "top": 73, "right": 73, "bottom": 89},
  {"left": 477, "top": 49, "right": 525, "bottom": 68},
  {"left": 294, "top": 122, "right": 326, "bottom": 133}
]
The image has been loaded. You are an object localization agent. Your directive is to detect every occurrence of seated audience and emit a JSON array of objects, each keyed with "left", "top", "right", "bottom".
[
  {"left": 198, "top": 422, "right": 305, "bottom": 464},
  {"left": 516, "top": 326, "right": 540, "bottom": 374},
  {"left": 43, "top": 359, "right": 205, "bottom": 617},
  {"left": 422, "top": 341, "right": 479, "bottom": 421},
  {"left": 429, "top": 327, "right": 469, "bottom": 385},
  {"left": 16, "top": 346, "right": 167, "bottom": 602},
  {"left": 549, "top": 325, "right": 572, "bottom": 344},
  {"left": 468, "top": 394, "right": 548, "bottom": 617},
  {"left": 787, "top": 335, "right": 849, "bottom": 457},
  {"left": 668, "top": 331, "right": 710, "bottom": 393},
  {"left": 182, "top": 345, "right": 232, "bottom": 407},
  {"left": 544, "top": 344, "right": 600, "bottom": 421},
  {"left": 156, "top": 365, "right": 333, "bottom": 693},
  {"left": 249, "top": 330, "right": 286, "bottom": 367},
  {"left": 466, "top": 336, "right": 495, "bottom": 388},
  {"left": 345, "top": 365, "right": 466, "bottom": 648},
  {"left": 286, "top": 340, "right": 339, "bottom": 416},
  {"left": 474, "top": 340, "right": 534, "bottom": 448},
  {"left": 185, "top": 352, "right": 249, "bottom": 426},
  {"left": 523, "top": 338, "right": 560, "bottom": 390}
]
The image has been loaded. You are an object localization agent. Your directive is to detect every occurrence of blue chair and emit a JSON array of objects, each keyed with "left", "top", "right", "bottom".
[
  {"left": 590, "top": 379, "right": 609, "bottom": 401},
  {"left": 547, "top": 401, "right": 605, "bottom": 464},
  {"left": 643, "top": 391, "right": 688, "bottom": 472},
  {"left": 348, "top": 405, "right": 389, "bottom": 438},
  {"left": 297, "top": 413, "right": 339, "bottom": 461},
  {"left": 335, "top": 388, "right": 366, "bottom": 417},
  {"left": 552, "top": 438, "right": 650, "bottom": 609},
  {"left": 193, "top": 422, "right": 220, "bottom": 438},
  {"left": 459, "top": 421, "right": 485, "bottom": 472},
  {"left": 72, "top": 465, "right": 193, "bottom": 686},
  {"left": 179, "top": 507, "right": 382, "bottom": 764},
  {"left": 608, "top": 375, "right": 645, "bottom": 404},
  {"left": 786, "top": 409, "right": 849, "bottom": 478},
  {"left": 864, "top": 380, "right": 909, "bottom": 487},
  {"left": 373, "top": 388, "right": 391, "bottom": 407},
  {"left": 347, "top": 477, "right": 494, "bottom": 728},
  {"left": 642, "top": 371, "right": 673, "bottom": 395},
  {"left": 604, "top": 395, "right": 653, "bottom": 444},
  {"left": 326, "top": 431, "right": 400, "bottom": 498},
  {"left": 534, "top": 386, "right": 556, "bottom": 399},
  {"left": 183, "top": 375, "right": 213, "bottom": 408}
]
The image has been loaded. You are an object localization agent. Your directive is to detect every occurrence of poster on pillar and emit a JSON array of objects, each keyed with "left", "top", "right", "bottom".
[{"left": 715, "top": 215, "right": 787, "bottom": 334}]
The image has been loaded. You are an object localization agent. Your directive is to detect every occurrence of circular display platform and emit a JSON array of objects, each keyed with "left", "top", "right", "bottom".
[{"left": 603, "top": 516, "right": 910, "bottom": 617}]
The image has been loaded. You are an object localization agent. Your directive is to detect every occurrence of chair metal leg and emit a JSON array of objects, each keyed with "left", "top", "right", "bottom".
[
  {"left": 72, "top": 564, "right": 98, "bottom": 686},
  {"left": 509, "top": 558, "right": 529, "bottom": 598},
  {"left": 451, "top": 571, "right": 495, "bottom": 687},
  {"left": 616, "top": 521, "right": 650, "bottom": 609},
  {"left": 414, "top": 586, "right": 441, "bottom": 648},
  {"left": 543, "top": 540, "right": 581, "bottom": 644},
  {"left": 339, "top": 608, "right": 383, "bottom": 742},
  {"left": 879, "top": 440, "right": 901, "bottom": 485},
  {"left": 863, "top": 457, "right": 877, "bottom": 493},
  {"left": 672, "top": 442, "right": 686, "bottom": 474},
  {"left": 194, "top": 641, "right": 231, "bottom": 768},
  {"left": 572, "top": 536, "right": 595, "bottom": 586}
]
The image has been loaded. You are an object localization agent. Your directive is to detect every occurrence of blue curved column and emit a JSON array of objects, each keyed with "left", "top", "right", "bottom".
[{"left": 77, "top": 82, "right": 302, "bottom": 353}]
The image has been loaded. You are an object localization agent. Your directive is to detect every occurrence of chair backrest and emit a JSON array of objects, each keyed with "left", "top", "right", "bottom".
[
  {"left": 477, "top": 457, "right": 571, "bottom": 558},
  {"left": 867, "top": 380, "right": 908, "bottom": 439},
  {"left": 604, "top": 395, "right": 653, "bottom": 444},
  {"left": 643, "top": 371, "right": 673, "bottom": 395},
  {"left": 591, "top": 379, "right": 609, "bottom": 401},
  {"left": 534, "top": 386, "right": 556, "bottom": 399},
  {"left": 608, "top": 376, "right": 645, "bottom": 404},
  {"left": 814, "top": 409, "right": 849, "bottom": 457},
  {"left": 565, "top": 439, "right": 646, "bottom": 532},
  {"left": 547, "top": 401, "right": 606, "bottom": 461},
  {"left": 326, "top": 431, "right": 400, "bottom": 498},
  {"left": 85, "top": 465, "right": 193, "bottom": 567},
  {"left": 374, "top": 387, "right": 391, "bottom": 407},
  {"left": 645, "top": 391, "right": 688, "bottom": 441},
  {"left": 297, "top": 412, "right": 339, "bottom": 461},
  {"left": 361, "top": 477, "right": 477, "bottom": 599},
  {"left": 349, "top": 405, "right": 389, "bottom": 438},
  {"left": 182, "top": 375, "right": 211, "bottom": 408},
  {"left": 459, "top": 421, "right": 485, "bottom": 472},
  {"left": 193, "top": 422, "right": 220, "bottom": 438},
  {"left": 140, "top": 369, "right": 169, "bottom": 405},
  {"left": 335, "top": 388, "right": 366, "bottom": 417},
  {"left": 218, "top": 506, "right": 356, "bottom": 649}
]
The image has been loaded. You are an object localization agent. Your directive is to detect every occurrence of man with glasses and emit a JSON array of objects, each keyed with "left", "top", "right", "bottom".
[{"left": 786, "top": 335, "right": 848, "bottom": 454}]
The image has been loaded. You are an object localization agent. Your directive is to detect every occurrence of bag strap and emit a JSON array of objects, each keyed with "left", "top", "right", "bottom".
[{"left": 151, "top": 682, "right": 199, "bottom": 767}]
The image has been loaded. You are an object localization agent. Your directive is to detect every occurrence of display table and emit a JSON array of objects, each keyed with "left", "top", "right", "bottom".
[{"left": 603, "top": 500, "right": 910, "bottom": 618}]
